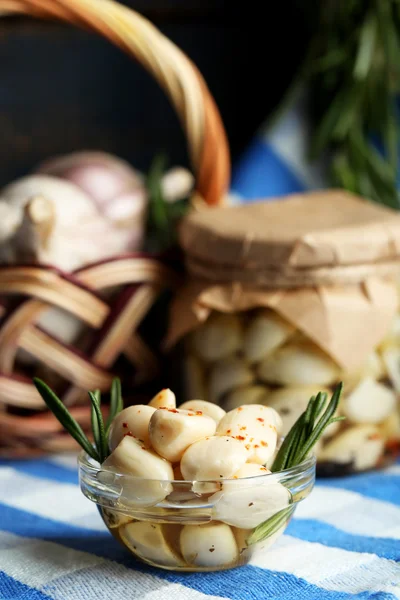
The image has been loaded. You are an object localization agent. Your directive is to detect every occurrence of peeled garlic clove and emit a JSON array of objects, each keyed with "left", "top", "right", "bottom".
[
  {"left": 180, "top": 436, "right": 250, "bottom": 481},
  {"left": 191, "top": 313, "right": 242, "bottom": 362},
  {"left": 148, "top": 388, "right": 176, "bottom": 409},
  {"left": 210, "top": 480, "right": 291, "bottom": 529},
  {"left": 101, "top": 507, "right": 132, "bottom": 529},
  {"left": 381, "top": 346, "right": 400, "bottom": 392},
  {"left": 179, "top": 400, "right": 226, "bottom": 423},
  {"left": 216, "top": 405, "right": 281, "bottom": 464},
  {"left": 318, "top": 425, "right": 385, "bottom": 471},
  {"left": 257, "top": 342, "right": 339, "bottom": 386},
  {"left": 184, "top": 354, "right": 207, "bottom": 400},
  {"left": 149, "top": 408, "right": 216, "bottom": 462},
  {"left": 266, "top": 386, "right": 334, "bottom": 437},
  {"left": 108, "top": 405, "right": 156, "bottom": 451},
  {"left": 120, "top": 521, "right": 184, "bottom": 567},
  {"left": 161, "top": 167, "right": 195, "bottom": 203},
  {"left": 343, "top": 378, "right": 396, "bottom": 424},
  {"left": 209, "top": 357, "right": 254, "bottom": 404},
  {"left": 379, "top": 315, "right": 400, "bottom": 350},
  {"left": 180, "top": 523, "right": 238, "bottom": 567},
  {"left": 233, "top": 463, "right": 270, "bottom": 478},
  {"left": 243, "top": 310, "right": 295, "bottom": 363},
  {"left": 380, "top": 411, "right": 400, "bottom": 443},
  {"left": 223, "top": 385, "right": 270, "bottom": 412},
  {"left": 102, "top": 436, "right": 173, "bottom": 506}
]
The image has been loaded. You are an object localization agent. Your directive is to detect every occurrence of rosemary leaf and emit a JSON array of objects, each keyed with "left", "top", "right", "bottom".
[
  {"left": 296, "top": 384, "right": 343, "bottom": 464},
  {"left": 33, "top": 378, "right": 99, "bottom": 462},
  {"left": 246, "top": 506, "right": 295, "bottom": 546},
  {"left": 106, "top": 378, "right": 124, "bottom": 433},
  {"left": 88, "top": 391, "right": 108, "bottom": 463}
]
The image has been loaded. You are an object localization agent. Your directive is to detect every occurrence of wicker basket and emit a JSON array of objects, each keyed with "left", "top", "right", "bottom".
[{"left": 0, "top": 0, "right": 230, "bottom": 457}]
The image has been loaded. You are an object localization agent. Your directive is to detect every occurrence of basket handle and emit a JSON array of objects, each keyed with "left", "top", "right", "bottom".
[{"left": 0, "top": 0, "right": 231, "bottom": 206}]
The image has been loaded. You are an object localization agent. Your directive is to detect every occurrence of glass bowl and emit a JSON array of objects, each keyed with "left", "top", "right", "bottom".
[{"left": 79, "top": 451, "right": 316, "bottom": 572}]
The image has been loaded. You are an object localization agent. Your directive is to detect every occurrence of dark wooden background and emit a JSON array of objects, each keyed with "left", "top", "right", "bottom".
[{"left": 0, "top": 1, "right": 310, "bottom": 186}]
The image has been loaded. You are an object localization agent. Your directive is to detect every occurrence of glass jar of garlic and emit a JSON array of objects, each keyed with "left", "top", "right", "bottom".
[{"left": 166, "top": 191, "right": 400, "bottom": 475}]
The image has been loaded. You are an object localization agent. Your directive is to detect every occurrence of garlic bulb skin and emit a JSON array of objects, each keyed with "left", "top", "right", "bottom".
[
  {"left": 149, "top": 408, "right": 216, "bottom": 462},
  {"left": 180, "top": 436, "right": 250, "bottom": 481},
  {"left": 108, "top": 405, "right": 156, "bottom": 451},
  {"left": 180, "top": 523, "right": 239, "bottom": 567}
]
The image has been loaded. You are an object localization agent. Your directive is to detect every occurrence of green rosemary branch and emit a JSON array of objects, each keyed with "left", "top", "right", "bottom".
[
  {"left": 33, "top": 377, "right": 124, "bottom": 463},
  {"left": 247, "top": 383, "right": 344, "bottom": 545},
  {"left": 145, "top": 155, "right": 190, "bottom": 252},
  {"left": 305, "top": 0, "right": 400, "bottom": 209}
]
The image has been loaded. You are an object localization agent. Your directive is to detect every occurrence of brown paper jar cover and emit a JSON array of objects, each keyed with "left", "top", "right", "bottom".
[
  {"left": 179, "top": 190, "right": 400, "bottom": 287},
  {"left": 167, "top": 191, "right": 400, "bottom": 371}
]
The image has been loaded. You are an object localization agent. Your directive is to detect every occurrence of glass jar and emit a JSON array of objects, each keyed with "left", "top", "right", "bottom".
[
  {"left": 167, "top": 191, "right": 400, "bottom": 474},
  {"left": 79, "top": 451, "right": 315, "bottom": 572}
]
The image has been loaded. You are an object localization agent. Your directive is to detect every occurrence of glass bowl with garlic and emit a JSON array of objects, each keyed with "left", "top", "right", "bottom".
[{"left": 35, "top": 380, "right": 341, "bottom": 572}]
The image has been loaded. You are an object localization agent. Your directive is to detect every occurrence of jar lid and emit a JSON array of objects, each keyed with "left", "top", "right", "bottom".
[{"left": 179, "top": 190, "right": 400, "bottom": 287}]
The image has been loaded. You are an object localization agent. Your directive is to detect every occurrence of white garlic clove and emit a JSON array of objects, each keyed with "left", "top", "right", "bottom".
[
  {"left": 149, "top": 408, "right": 216, "bottom": 462},
  {"left": 379, "top": 315, "right": 400, "bottom": 350},
  {"left": 381, "top": 346, "right": 400, "bottom": 393},
  {"left": 161, "top": 167, "right": 195, "bottom": 203},
  {"left": 148, "top": 388, "right": 176, "bottom": 409},
  {"left": 318, "top": 425, "right": 385, "bottom": 471},
  {"left": 210, "top": 480, "right": 291, "bottom": 529},
  {"left": 216, "top": 405, "right": 281, "bottom": 464},
  {"left": 102, "top": 436, "right": 173, "bottom": 506},
  {"left": 120, "top": 521, "right": 184, "bottom": 567},
  {"left": 179, "top": 400, "right": 226, "bottom": 423},
  {"left": 233, "top": 463, "right": 270, "bottom": 478},
  {"left": 180, "top": 522, "right": 239, "bottom": 567},
  {"left": 380, "top": 411, "right": 400, "bottom": 443},
  {"left": 108, "top": 405, "right": 156, "bottom": 451},
  {"left": 266, "top": 386, "right": 337, "bottom": 438},
  {"left": 101, "top": 507, "right": 132, "bottom": 529},
  {"left": 180, "top": 436, "right": 250, "bottom": 481},
  {"left": 342, "top": 378, "right": 396, "bottom": 424},
  {"left": 223, "top": 385, "right": 270, "bottom": 412},
  {"left": 243, "top": 310, "right": 295, "bottom": 363},
  {"left": 191, "top": 313, "right": 242, "bottom": 362},
  {"left": 208, "top": 357, "right": 254, "bottom": 404},
  {"left": 184, "top": 354, "right": 208, "bottom": 400},
  {"left": 257, "top": 341, "right": 339, "bottom": 387},
  {"left": 340, "top": 352, "right": 386, "bottom": 393}
]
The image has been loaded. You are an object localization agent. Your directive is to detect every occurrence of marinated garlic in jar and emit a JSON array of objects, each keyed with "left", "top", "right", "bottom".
[
  {"left": 100, "top": 389, "right": 290, "bottom": 570},
  {"left": 184, "top": 308, "right": 399, "bottom": 473}
]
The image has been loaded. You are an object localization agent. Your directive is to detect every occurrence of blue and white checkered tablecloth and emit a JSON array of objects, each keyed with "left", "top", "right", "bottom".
[
  {"left": 0, "top": 455, "right": 399, "bottom": 599},
  {"left": 0, "top": 88, "right": 400, "bottom": 599}
]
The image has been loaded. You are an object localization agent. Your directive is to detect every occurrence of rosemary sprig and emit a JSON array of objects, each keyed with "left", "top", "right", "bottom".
[
  {"left": 33, "top": 377, "right": 124, "bottom": 463},
  {"left": 106, "top": 378, "right": 123, "bottom": 434},
  {"left": 303, "top": 0, "right": 400, "bottom": 209},
  {"left": 247, "top": 383, "right": 344, "bottom": 545},
  {"left": 88, "top": 390, "right": 108, "bottom": 463},
  {"left": 145, "top": 155, "right": 190, "bottom": 252}
]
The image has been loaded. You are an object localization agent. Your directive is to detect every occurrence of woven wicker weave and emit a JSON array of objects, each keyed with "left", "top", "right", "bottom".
[{"left": 0, "top": 0, "right": 230, "bottom": 457}]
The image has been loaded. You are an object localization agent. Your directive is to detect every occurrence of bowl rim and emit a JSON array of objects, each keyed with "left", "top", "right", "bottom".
[{"left": 78, "top": 450, "right": 316, "bottom": 484}]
